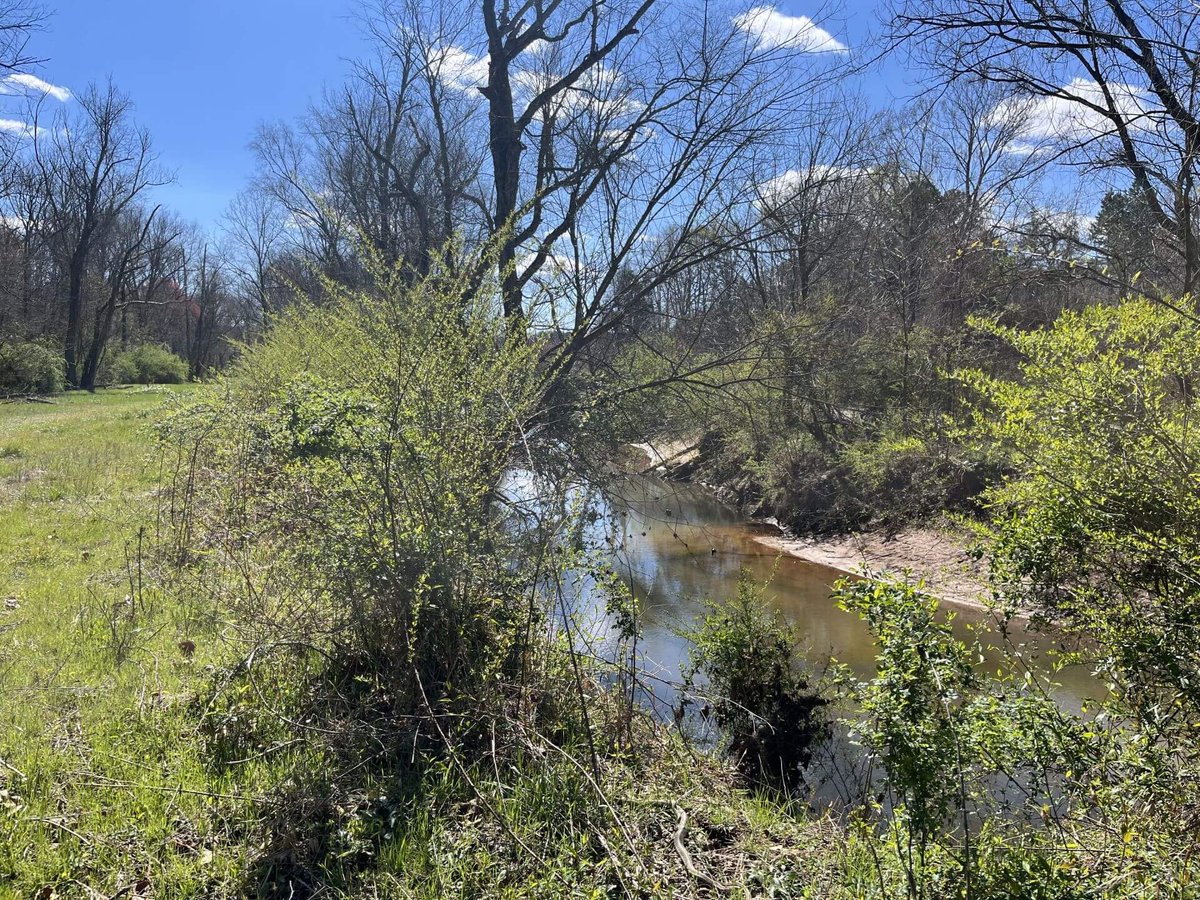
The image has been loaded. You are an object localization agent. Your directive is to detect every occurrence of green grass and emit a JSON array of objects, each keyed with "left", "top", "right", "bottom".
[
  {"left": 0, "top": 387, "right": 252, "bottom": 897},
  {"left": 0, "top": 387, "right": 865, "bottom": 898}
]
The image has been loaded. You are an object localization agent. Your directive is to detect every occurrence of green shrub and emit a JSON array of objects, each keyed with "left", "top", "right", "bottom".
[
  {"left": 958, "top": 298, "right": 1200, "bottom": 715},
  {"left": 836, "top": 576, "right": 984, "bottom": 895},
  {"left": 837, "top": 563, "right": 1200, "bottom": 895},
  {"left": 157, "top": 248, "right": 551, "bottom": 734},
  {"left": 946, "top": 297, "right": 1200, "bottom": 894},
  {"left": 0, "top": 341, "right": 64, "bottom": 394},
  {"left": 685, "top": 572, "right": 826, "bottom": 787},
  {"left": 111, "top": 343, "right": 189, "bottom": 384},
  {"left": 153, "top": 248, "right": 605, "bottom": 893}
]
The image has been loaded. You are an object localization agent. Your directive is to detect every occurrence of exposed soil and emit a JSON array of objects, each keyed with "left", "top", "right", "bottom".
[
  {"left": 757, "top": 526, "right": 991, "bottom": 610},
  {"left": 628, "top": 439, "right": 993, "bottom": 609},
  {"left": 630, "top": 439, "right": 701, "bottom": 472}
]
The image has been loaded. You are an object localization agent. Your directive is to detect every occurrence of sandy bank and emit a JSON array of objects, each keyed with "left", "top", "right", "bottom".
[
  {"left": 627, "top": 440, "right": 995, "bottom": 611},
  {"left": 756, "top": 527, "right": 992, "bottom": 611}
]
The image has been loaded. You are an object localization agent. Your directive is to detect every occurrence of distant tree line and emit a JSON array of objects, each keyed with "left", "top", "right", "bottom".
[
  {"left": 0, "top": 7, "right": 246, "bottom": 390},
  {"left": 0, "top": 0, "right": 1193, "bottom": 413}
]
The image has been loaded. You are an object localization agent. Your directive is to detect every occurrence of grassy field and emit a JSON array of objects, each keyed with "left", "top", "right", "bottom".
[
  {"left": 0, "top": 387, "right": 252, "bottom": 896},
  {"left": 0, "top": 388, "right": 869, "bottom": 899}
]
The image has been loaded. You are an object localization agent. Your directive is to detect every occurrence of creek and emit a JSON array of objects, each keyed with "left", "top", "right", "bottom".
[{"left": 567, "top": 474, "right": 1100, "bottom": 720}]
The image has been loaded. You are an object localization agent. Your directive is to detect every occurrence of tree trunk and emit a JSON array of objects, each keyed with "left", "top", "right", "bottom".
[
  {"left": 484, "top": 40, "right": 524, "bottom": 326},
  {"left": 64, "top": 246, "right": 88, "bottom": 388},
  {"left": 80, "top": 295, "right": 118, "bottom": 391}
]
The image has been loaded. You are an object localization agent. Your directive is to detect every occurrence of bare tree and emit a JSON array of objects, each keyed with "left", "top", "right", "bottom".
[
  {"left": 30, "top": 81, "right": 167, "bottom": 386},
  {"left": 79, "top": 206, "right": 182, "bottom": 390},
  {"left": 369, "top": 0, "right": 848, "bottom": 397},
  {"left": 0, "top": 1, "right": 44, "bottom": 74},
  {"left": 312, "top": 47, "right": 485, "bottom": 275},
  {"left": 892, "top": 0, "right": 1200, "bottom": 294},
  {"left": 0, "top": 3, "right": 47, "bottom": 211},
  {"left": 223, "top": 185, "right": 288, "bottom": 321},
  {"left": 179, "top": 236, "right": 230, "bottom": 377},
  {"left": 240, "top": 0, "right": 848, "bottom": 423},
  {"left": 241, "top": 11, "right": 487, "bottom": 298},
  {"left": 752, "top": 98, "right": 876, "bottom": 312},
  {"left": 250, "top": 122, "right": 351, "bottom": 287}
]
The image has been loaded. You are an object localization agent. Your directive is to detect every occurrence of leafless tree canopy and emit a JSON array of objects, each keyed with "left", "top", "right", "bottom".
[
  {"left": 0, "top": 1, "right": 44, "bottom": 73},
  {"left": 0, "top": 0, "right": 1190, "bottom": 404},
  {"left": 26, "top": 83, "right": 167, "bottom": 386},
  {"left": 892, "top": 0, "right": 1200, "bottom": 292},
  {"left": 239, "top": 0, "right": 851, "bottom": 407}
]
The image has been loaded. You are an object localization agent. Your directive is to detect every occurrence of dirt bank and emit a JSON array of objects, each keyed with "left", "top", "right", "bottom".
[
  {"left": 627, "top": 440, "right": 994, "bottom": 610},
  {"left": 757, "top": 526, "right": 992, "bottom": 610},
  {"left": 630, "top": 439, "right": 701, "bottom": 472}
]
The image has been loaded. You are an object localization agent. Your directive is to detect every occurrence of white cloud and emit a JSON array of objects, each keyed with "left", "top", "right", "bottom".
[
  {"left": 0, "top": 118, "right": 36, "bottom": 138},
  {"left": 732, "top": 6, "right": 846, "bottom": 52},
  {"left": 516, "top": 63, "right": 643, "bottom": 121},
  {"left": 431, "top": 46, "right": 488, "bottom": 93},
  {"left": 1, "top": 73, "right": 70, "bottom": 102},
  {"left": 602, "top": 124, "right": 656, "bottom": 147},
  {"left": 991, "top": 78, "right": 1158, "bottom": 153},
  {"left": 757, "top": 163, "right": 863, "bottom": 205},
  {"left": 520, "top": 251, "right": 581, "bottom": 280}
]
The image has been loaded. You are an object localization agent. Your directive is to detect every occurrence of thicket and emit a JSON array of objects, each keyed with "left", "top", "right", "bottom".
[
  {"left": 0, "top": 341, "right": 65, "bottom": 395},
  {"left": 148, "top": 252, "right": 860, "bottom": 896},
  {"left": 155, "top": 253, "right": 565, "bottom": 890},
  {"left": 791, "top": 297, "right": 1200, "bottom": 896},
  {"left": 110, "top": 343, "right": 190, "bottom": 385},
  {"left": 955, "top": 298, "right": 1200, "bottom": 889},
  {"left": 682, "top": 296, "right": 1200, "bottom": 895},
  {"left": 616, "top": 303, "right": 1011, "bottom": 535},
  {"left": 959, "top": 299, "right": 1200, "bottom": 713}
]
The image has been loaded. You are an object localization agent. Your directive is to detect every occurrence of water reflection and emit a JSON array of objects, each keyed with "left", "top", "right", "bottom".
[{"left": 568, "top": 475, "right": 1100, "bottom": 716}]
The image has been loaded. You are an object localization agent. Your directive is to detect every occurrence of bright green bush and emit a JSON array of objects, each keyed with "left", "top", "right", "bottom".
[
  {"left": 0, "top": 341, "right": 64, "bottom": 394},
  {"left": 111, "top": 343, "right": 189, "bottom": 384},
  {"left": 834, "top": 575, "right": 1174, "bottom": 899},
  {"left": 958, "top": 298, "right": 1200, "bottom": 714},
  {"left": 159, "top": 252, "right": 551, "bottom": 706},
  {"left": 915, "top": 295, "right": 1200, "bottom": 896},
  {"left": 153, "top": 251, "right": 575, "bottom": 892},
  {"left": 685, "top": 573, "right": 826, "bottom": 787}
]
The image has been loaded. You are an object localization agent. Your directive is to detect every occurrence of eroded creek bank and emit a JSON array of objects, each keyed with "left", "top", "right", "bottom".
[{"left": 573, "top": 473, "right": 1099, "bottom": 722}]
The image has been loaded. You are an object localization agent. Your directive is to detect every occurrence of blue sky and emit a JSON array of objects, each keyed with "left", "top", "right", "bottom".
[
  {"left": 15, "top": 1, "right": 902, "bottom": 232},
  {"left": 22, "top": 0, "right": 369, "bottom": 230}
]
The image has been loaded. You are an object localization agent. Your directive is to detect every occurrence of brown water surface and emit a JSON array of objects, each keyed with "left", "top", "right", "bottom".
[{"left": 583, "top": 476, "right": 1100, "bottom": 713}]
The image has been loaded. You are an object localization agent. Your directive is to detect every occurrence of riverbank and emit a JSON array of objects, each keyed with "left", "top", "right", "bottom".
[
  {"left": 0, "top": 390, "right": 880, "bottom": 897},
  {"left": 630, "top": 440, "right": 992, "bottom": 610},
  {"left": 755, "top": 526, "right": 991, "bottom": 611}
]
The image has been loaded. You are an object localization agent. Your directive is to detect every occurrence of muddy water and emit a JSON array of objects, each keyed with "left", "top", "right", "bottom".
[{"left": 573, "top": 475, "right": 1100, "bottom": 715}]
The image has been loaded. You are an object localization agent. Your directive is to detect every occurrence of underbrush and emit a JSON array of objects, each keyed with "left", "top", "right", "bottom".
[
  {"left": 698, "top": 423, "right": 990, "bottom": 534},
  {"left": 605, "top": 318, "right": 998, "bottom": 534},
  {"left": 0, "top": 260, "right": 864, "bottom": 897},
  {"left": 174, "top": 643, "right": 859, "bottom": 898},
  {"left": 829, "top": 573, "right": 1200, "bottom": 898},
  {"left": 6, "top": 262, "right": 1200, "bottom": 898},
  {"left": 0, "top": 340, "right": 64, "bottom": 395},
  {"left": 120, "top": 250, "right": 858, "bottom": 897},
  {"left": 109, "top": 343, "right": 190, "bottom": 385}
]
